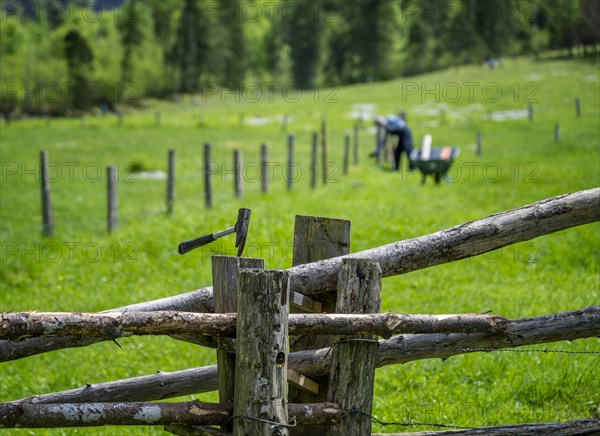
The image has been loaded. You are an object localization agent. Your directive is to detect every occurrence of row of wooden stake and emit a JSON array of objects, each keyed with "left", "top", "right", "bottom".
[
  {"left": 38, "top": 120, "right": 360, "bottom": 236},
  {"left": 38, "top": 95, "right": 585, "bottom": 235}
]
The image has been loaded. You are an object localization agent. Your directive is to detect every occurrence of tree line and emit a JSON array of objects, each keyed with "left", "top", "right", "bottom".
[{"left": 1, "top": 0, "right": 598, "bottom": 115}]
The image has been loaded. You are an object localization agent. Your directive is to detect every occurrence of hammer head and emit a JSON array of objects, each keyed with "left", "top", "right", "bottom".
[{"left": 234, "top": 208, "right": 251, "bottom": 256}]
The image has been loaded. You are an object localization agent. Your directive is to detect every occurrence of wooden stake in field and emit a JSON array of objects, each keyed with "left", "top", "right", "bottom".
[
  {"left": 234, "top": 149, "right": 242, "bottom": 198},
  {"left": 353, "top": 122, "right": 359, "bottom": 165},
  {"left": 107, "top": 165, "right": 117, "bottom": 233},
  {"left": 287, "top": 133, "right": 295, "bottom": 191},
  {"left": 203, "top": 143, "right": 212, "bottom": 209},
  {"left": 261, "top": 143, "right": 269, "bottom": 194},
  {"left": 321, "top": 119, "right": 328, "bottom": 184},
  {"left": 234, "top": 269, "right": 290, "bottom": 435},
  {"left": 282, "top": 114, "right": 289, "bottom": 132},
  {"left": 166, "top": 149, "right": 175, "bottom": 215},
  {"left": 311, "top": 133, "right": 318, "bottom": 189},
  {"left": 40, "top": 151, "right": 55, "bottom": 237},
  {"left": 343, "top": 133, "right": 350, "bottom": 175}
]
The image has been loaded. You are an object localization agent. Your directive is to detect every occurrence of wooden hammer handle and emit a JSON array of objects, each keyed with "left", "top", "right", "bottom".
[{"left": 178, "top": 233, "right": 216, "bottom": 254}]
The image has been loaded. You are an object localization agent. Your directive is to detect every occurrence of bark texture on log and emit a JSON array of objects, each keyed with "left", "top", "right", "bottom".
[
  {"left": 373, "top": 418, "right": 600, "bottom": 435},
  {"left": 289, "top": 188, "right": 600, "bottom": 297},
  {"left": 0, "top": 311, "right": 237, "bottom": 341},
  {"left": 376, "top": 305, "right": 600, "bottom": 367},
  {"left": 0, "top": 312, "right": 508, "bottom": 341},
  {"left": 0, "top": 287, "right": 215, "bottom": 361},
  {"left": 0, "top": 401, "right": 231, "bottom": 428},
  {"left": 6, "top": 307, "right": 598, "bottom": 405},
  {"left": 3, "top": 189, "right": 598, "bottom": 361},
  {"left": 0, "top": 402, "right": 342, "bottom": 429}
]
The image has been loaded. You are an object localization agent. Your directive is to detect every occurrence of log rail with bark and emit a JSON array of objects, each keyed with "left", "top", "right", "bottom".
[
  {"left": 2, "top": 188, "right": 598, "bottom": 362},
  {"left": 0, "top": 401, "right": 342, "bottom": 428},
  {"left": 0, "top": 312, "right": 509, "bottom": 342},
  {"left": 5, "top": 306, "right": 598, "bottom": 406}
]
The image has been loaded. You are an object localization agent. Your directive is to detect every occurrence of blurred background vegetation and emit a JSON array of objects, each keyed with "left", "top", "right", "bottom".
[{"left": 1, "top": 0, "right": 599, "bottom": 116}]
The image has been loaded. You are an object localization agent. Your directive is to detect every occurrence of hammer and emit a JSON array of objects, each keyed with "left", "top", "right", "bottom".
[{"left": 178, "top": 208, "right": 251, "bottom": 256}]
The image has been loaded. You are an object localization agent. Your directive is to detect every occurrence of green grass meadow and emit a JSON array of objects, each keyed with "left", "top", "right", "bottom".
[{"left": 1, "top": 57, "right": 599, "bottom": 434}]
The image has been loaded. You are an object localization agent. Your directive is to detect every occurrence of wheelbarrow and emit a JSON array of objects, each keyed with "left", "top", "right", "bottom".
[{"left": 409, "top": 145, "right": 460, "bottom": 185}]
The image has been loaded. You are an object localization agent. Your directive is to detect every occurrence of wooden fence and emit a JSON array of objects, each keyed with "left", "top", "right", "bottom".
[
  {"left": 1, "top": 188, "right": 599, "bottom": 435},
  {"left": 34, "top": 99, "right": 583, "bottom": 236}
]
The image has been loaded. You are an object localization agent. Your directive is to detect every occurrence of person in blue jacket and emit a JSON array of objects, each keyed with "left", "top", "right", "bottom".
[{"left": 374, "top": 114, "right": 414, "bottom": 170}]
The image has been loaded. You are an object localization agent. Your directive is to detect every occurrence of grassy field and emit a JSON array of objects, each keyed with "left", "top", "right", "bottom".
[{"left": 1, "top": 56, "right": 599, "bottom": 434}]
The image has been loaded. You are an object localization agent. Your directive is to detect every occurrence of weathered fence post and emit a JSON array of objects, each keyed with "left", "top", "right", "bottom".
[
  {"left": 287, "top": 133, "right": 295, "bottom": 191},
  {"left": 213, "top": 256, "right": 264, "bottom": 431},
  {"left": 555, "top": 123, "right": 560, "bottom": 142},
  {"left": 40, "top": 151, "right": 55, "bottom": 237},
  {"left": 343, "top": 133, "right": 350, "bottom": 175},
  {"left": 234, "top": 149, "right": 242, "bottom": 198},
  {"left": 107, "top": 165, "right": 117, "bottom": 233},
  {"left": 328, "top": 258, "right": 382, "bottom": 436},
  {"left": 321, "top": 119, "right": 328, "bottom": 184},
  {"left": 353, "top": 122, "right": 359, "bottom": 165},
  {"left": 528, "top": 103, "right": 533, "bottom": 122},
  {"left": 476, "top": 130, "right": 482, "bottom": 156},
  {"left": 282, "top": 114, "right": 289, "bottom": 132},
  {"left": 289, "top": 215, "right": 351, "bottom": 435},
  {"left": 166, "top": 149, "right": 175, "bottom": 215},
  {"left": 204, "top": 143, "right": 212, "bottom": 209},
  {"left": 261, "top": 143, "right": 269, "bottom": 194},
  {"left": 310, "top": 133, "right": 318, "bottom": 190},
  {"left": 234, "top": 269, "right": 289, "bottom": 435},
  {"left": 575, "top": 97, "right": 581, "bottom": 117}
]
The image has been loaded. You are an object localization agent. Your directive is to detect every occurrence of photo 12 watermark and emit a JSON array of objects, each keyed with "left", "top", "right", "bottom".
[
  {"left": 1, "top": 241, "right": 139, "bottom": 264},
  {"left": 204, "top": 161, "right": 340, "bottom": 185},
  {"left": 400, "top": 81, "right": 539, "bottom": 104},
  {"left": 1, "top": 161, "right": 142, "bottom": 184},
  {"left": 1, "top": 81, "right": 140, "bottom": 106},
  {"left": 400, "top": 161, "right": 540, "bottom": 184},
  {"left": 200, "top": 81, "right": 339, "bottom": 104}
]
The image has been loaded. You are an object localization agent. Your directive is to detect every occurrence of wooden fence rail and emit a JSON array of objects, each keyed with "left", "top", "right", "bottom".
[
  {"left": 0, "top": 312, "right": 509, "bottom": 342},
  {"left": 2, "top": 188, "right": 597, "bottom": 362},
  {"left": 374, "top": 418, "right": 600, "bottom": 436},
  {"left": 5, "top": 306, "right": 598, "bottom": 406},
  {"left": 0, "top": 402, "right": 341, "bottom": 429}
]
